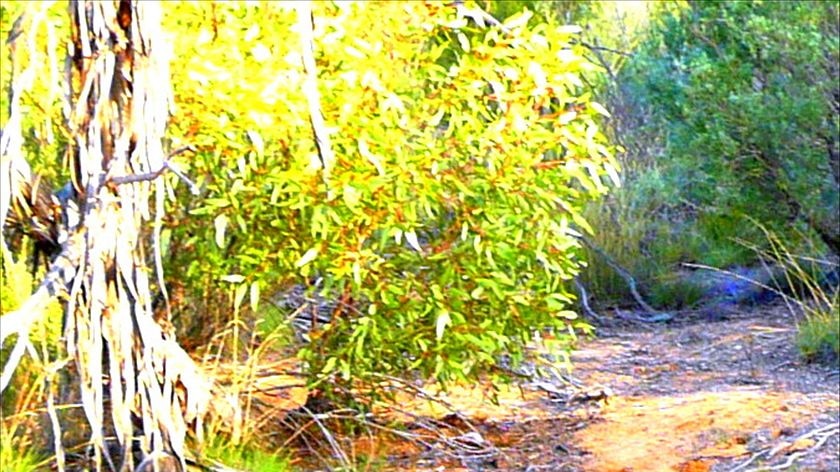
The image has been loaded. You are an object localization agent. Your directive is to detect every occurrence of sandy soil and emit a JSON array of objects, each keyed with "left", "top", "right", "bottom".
[{"left": 364, "top": 303, "right": 840, "bottom": 472}]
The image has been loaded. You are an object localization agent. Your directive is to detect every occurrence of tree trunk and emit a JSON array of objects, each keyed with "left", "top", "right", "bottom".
[
  {"left": 1, "top": 2, "right": 214, "bottom": 471},
  {"left": 64, "top": 2, "right": 213, "bottom": 470}
]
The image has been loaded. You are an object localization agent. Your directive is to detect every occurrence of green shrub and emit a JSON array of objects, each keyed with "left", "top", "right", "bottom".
[
  {"left": 197, "top": 437, "right": 291, "bottom": 472},
  {"left": 798, "top": 307, "right": 840, "bottom": 363},
  {"left": 648, "top": 274, "right": 705, "bottom": 310},
  {"left": 624, "top": 1, "right": 839, "bottom": 257},
  {"left": 160, "top": 2, "right": 618, "bottom": 390}
]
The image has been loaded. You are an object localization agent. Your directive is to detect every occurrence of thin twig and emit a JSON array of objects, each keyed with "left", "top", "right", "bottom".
[
  {"left": 731, "top": 423, "right": 840, "bottom": 472},
  {"left": 299, "top": 405, "right": 351, "bottom": 468},
  {"left": 109, "top": 146, "right": 198, "bottom": 194},
  {"left": 46, "top": 360, "right": 69, "bottom": 472},
  {"left": 574, "top": 40, "right": 634, "bottom": 58},
  {"left": 751, "top": 426, "right": 838, "bottom": 471},
  {"left": 297, "top": 2, "right": 335, "bottom": 185}
]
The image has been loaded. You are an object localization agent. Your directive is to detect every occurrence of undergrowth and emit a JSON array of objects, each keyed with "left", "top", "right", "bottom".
[
  {"left": 196, "top": 436, "right": 291, "bottom": 472},
  {"left": 580, "top": 166, "right": 756, "bottom": 310},
  {"left": 1, "top": 244, "right": 65, "bottom": 472},
  {"left": 746, "top": 226, "right": 839, "bottom": 364}
]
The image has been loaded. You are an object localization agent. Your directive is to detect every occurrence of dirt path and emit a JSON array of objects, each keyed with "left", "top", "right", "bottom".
[{"left": 375, "top": 303, "right": 839, "bottom": 472}]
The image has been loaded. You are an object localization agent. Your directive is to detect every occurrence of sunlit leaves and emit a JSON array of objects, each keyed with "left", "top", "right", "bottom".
[{"left": 159, "top": 1, "right": 616, "bottom": 387}]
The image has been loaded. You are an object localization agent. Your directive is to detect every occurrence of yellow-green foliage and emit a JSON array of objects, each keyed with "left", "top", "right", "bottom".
[
  {"left": 0, "top": 430, "right": 47, "bottom": 472},
  {"left": 798, "top": 307, "right": 840, "bottom": 362},
  {"left": 1, "top": 0, "right": 618, "bottom": 391},
  {"left": 160, "top": 2, "right": 618, "bottom": 386},
  {"left": 196, "top": 437, "right": 290, "bottom": 472},
  {"left": 0, "top": 248, "right": 64, "bottom": 472},
  {"left": 0, "top": 248, "right": 64, "bottom": 367},
  {"left": 0, "top": 1, "right": 71, "bottom": 182}
]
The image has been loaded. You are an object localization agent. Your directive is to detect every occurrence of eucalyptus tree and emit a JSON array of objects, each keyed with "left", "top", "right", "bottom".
[{"left": 1, "top": 2, "right": 210, "bottom": 470}]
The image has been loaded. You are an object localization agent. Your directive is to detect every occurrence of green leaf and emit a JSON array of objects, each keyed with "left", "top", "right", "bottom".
[
  {"left": 234, "top": 283, "right": 248, "bottom": 312},
  {"left": 220, "top": 274, "right": 245, "bottom": 284},
  {"left": 590, "top": 101, "right": 611, "bottom": 117},
  {"left": 405, "top": 231, "right": 422, "bottom": 252},
  {"left": 321, "top": 357, "right": 337, "bottom": 375},
  {"left": 557, "top": 310, "right": 578, "bottom": 320},
  {"left": 457, "top": 32, "right": 470, "bottom": 53}
]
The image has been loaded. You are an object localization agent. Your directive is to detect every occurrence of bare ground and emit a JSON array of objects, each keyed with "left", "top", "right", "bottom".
[{"left": 365, "top": 303, "right": 840, "bottom": 472}]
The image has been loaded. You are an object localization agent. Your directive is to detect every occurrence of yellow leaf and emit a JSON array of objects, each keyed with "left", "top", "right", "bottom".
[
  {"left": 590, "top": 101, "right": 611, "bottom": 117},
  {"left": 251, "top": 42, "right": 271, "bottom": 62},
  {"left": 358, "top": 138, "right": 385, "bottom": 176},
  {"left": 295, "top": 247, "right": 319, "bottom": 268},
  {"left": 405, "top": 231, "right": 422, "bottom": 252},
  {"left": 214, "top": 214, "right": 228, "bottom": 249},
  {"left": 559, "top": 111, "right": 577, "bottom": 125},
  {"left": 556, "top": 25, "right": 582, "bottom": 34},
  {"left": 436, "top": 310, "right": 451, "bottom": 341},
  {"left": 457, "top": 32, "right": 470, "bottom": 52},
  {"left": 343, "top": 184, "right": 361, "bottom": 211},
  {"left": 528, "top": 61, "right": 547, "bottom": 91},
  {"left": 250, "top": 282, "right": 260, "bottom": 312},
  {"left": 244, "top": 24, "right": 260, "bottom": 42}
]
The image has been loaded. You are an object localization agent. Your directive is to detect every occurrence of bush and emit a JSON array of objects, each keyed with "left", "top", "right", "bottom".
[
  {"left": 579, "top": 0, "right": 839, "bottom": 310},
  {"left": 625, "top": 1, "right": 839, "bottom": 257},
  {"left": 159, "top": 2, "right": 618, "bottom": 388},
  {"left": 798, "top": 308, "right": 840, "bottom": 363}
]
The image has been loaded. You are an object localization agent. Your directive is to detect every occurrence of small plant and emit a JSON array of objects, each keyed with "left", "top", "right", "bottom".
[
  {"left": 0, "top": 428, "right": 48, "bottom": 472},
  {"left": 744, "top": 226, "right": 839, "bottom": 363},
  {"left": 649, "top": 275, "right": 705, "bottom": 310},
  {"left": 797, "top": 307, "right": 840, "bottom": 363},
  {"left": 1, "top": 246, "right": 67, "bottom": 471},
  {"left": 197, "top": 436, "right": 291, "bottom": 472}
]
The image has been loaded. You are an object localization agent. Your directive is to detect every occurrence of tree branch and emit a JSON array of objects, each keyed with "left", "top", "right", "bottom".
[
  {"left": 297, "top": 2, "right": 335, "bottom": 184},
  {"left": 0, "top": 232, "right": 84, "bottom": 392},
  {"left": 453, "top": 1, "right": 511, "bottom": 35},
  {"left": 574, "top": 40, "right": 634, "bottom": 58},
  {"left": 109, "top": 145, "right": 198, "bottom": 194}
]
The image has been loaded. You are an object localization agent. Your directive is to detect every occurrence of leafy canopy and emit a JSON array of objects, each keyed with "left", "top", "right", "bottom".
[
  {"left": 621, "top": 0, "right": 839, "bottom": 258},
  {"left": 1, "top": 1, "right": 617, "bottom": 389},
  {"left": 162, "top": 1, "right": 617, "bottom": 387}
]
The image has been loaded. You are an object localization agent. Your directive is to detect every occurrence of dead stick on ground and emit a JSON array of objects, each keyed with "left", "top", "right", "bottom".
[
  {"left": 579, "top": 236, "right": 673, "bottom": 322},
  {"left": 758, "top": 426, "right": 838, "bottom": 471},
  {"left": 574, "top": 278, "right": 606, "bottom": 322},
  {"left": 731, "top": 423, "right": 839, "bottom": 472}
]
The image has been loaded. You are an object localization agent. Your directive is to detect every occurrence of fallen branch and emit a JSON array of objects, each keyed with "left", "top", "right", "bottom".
[
  {"left": 573, "top": 278, "right": 606, "bottom": 322},
  {"left": 614, "top": 309, "right": 674, "bottom": 324},
  {"left": 681, "top": 262, "right": 802, "bottom": 308},
  {"left": 731, "top": 422, "right": 840, "bottom": 472},
  {"left": 579, "top": 236, "right": 672, "bottom": 321},
  {"left": 754, "top": 425, "right": 838, "bottom": 471}
]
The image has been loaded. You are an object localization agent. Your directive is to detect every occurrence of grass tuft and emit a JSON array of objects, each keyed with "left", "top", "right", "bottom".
[{"left": 742, "top": 224, "right": 839, "bottom": 364}]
